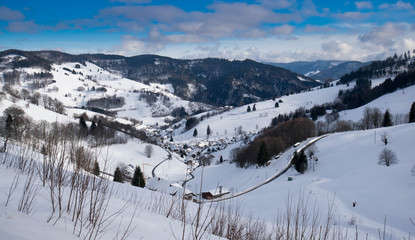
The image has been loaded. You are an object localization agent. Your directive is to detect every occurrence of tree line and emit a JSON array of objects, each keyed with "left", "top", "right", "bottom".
[{"left": 234, "top": 117, "right": 315, "bottom": 168}]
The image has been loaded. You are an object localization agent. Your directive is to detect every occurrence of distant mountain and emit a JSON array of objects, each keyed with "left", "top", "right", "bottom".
[
  {"left": 0, "top": 49, "right": 52, "bottom": 71},
  {"left": 312, "top": 61, "right": 369, "bottom": 81},
  {"left": 270, "top": 60, "right": 370, "bottom": 81},
  {"left": 27, "top": 50, "right": 320, "bottom": 106}
]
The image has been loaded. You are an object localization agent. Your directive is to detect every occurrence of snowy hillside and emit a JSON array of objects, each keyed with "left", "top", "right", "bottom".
[
  {"left": 172, "top": 83, "right": 352, "bottom": 140},
  {"left": 188, "top": 123, "right": 415, "bottom": 239}
]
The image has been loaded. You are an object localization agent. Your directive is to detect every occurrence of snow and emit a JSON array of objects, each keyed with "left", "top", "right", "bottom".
[
  {"left": 188, "top": 124, "right": 415, "bottom": 238},
  {"left": 339, "top": 84, "right": 415, "bottom": 123},
  {"left": 0, "top": 163, "right": 224, "bottom": 240},
  {"left": 305, "top": 70, "right": 320, "bottom": 76},
  {"left": 173, "top": 83, "right": 354, "bottom": 140},
  {"left": 1, "top": 56, "right": 414, "bottom": 239},
  {"left": 297, "top": 75, "right": 313, "bottom": 81}
]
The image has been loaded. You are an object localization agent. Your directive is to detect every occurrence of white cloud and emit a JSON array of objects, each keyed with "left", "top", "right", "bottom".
[
  {"left": 256, "top": 0, "right": 296, "bottom": 9},
  {"left": 6, "top": 21, "right": 39, "bottom": 33},
  {"left": 111, "top": 35, "right": 164, "bottom": 56},
  {"left": 355, "top": 1, "right": 373, "bottom": 10},
  {"left": 303, "top": 24, "right": 335, "bottom": 33},
  {"left": 322, "top": 40, "right": 353, "bottom": 55},
  {"left": 271, "top": 24, "right": 295, "bottom": 35},
  {"left": 333, "top": 11, "right": 372, "bottom": 21},
  {"left": 0, "top": 6, "right": 25, "bottom": 21},
  {"left": 358, "top": 22, "right": 406, "bottom": 46},
  {"left": 379, "top": 1, "right": 413, "bottom": 10},
  {"left": 110, "top": 0, "right": 152, "bottom": 3}
]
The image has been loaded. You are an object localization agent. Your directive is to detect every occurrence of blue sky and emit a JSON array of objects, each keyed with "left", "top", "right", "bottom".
[{"left": 0, "top": 0, "right": 414, "bottom": 62}]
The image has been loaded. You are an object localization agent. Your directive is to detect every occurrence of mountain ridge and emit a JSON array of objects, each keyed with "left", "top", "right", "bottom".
[
  {"left": 270, "top": 59, "right": 371, "bottom": 81},
  {"left": 0, "top": 49, "right": 321, "bottom": 106}
]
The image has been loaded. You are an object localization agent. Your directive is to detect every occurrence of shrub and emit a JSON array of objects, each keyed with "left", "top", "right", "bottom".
[{"left": 378, "top": 148, "right": 398, "bottom": 167}]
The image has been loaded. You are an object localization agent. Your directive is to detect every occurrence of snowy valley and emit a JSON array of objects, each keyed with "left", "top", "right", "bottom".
[{"left": 0, "top": 50, "right": 414, "bottom": 240}]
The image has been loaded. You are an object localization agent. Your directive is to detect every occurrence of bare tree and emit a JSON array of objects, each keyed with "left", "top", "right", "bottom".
[
  {"left": 380, "top": 132, "right": 390, "bottom": 146},
  {"left": 378, "top": 148, "right": 398, "bottom": 166},
  {"left": 144, "top": 144, "right": 154, "bottom": 158}
]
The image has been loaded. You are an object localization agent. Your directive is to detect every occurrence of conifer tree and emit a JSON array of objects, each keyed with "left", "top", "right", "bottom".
[
  {"left": 382, "top": 109, "right": 392, "bottom": 127},
  {"left": 193, "top": 128, "right": 198, "bottom": 137},
  {"left": 41, "top": 145, "right": 48, "bottom": 155},
  {"left": 409, "top": 102, "right": 415, "bottom": 123},
  {"left": 220, "top": 155, "right": 224, "bottom": 163},
  {"left": 292, "top": 150, "right": 308, "bottom": 174},
  {"left": 257, "top": 141, "right": 269, "bottom": 166},
  {"left": 3, "top": 114, "right": 13, "bottom": 151},
  {"left": 247, "top": 106, "right": 251, "bottom": 112},
  {"left": 113, "top": 167, "right": 123, "bottom": 183},
  {"left": 93, "top": 161, "right": 100, "bottom": 176},
  {"left": 79, "top": 115, "right": 88, "bottom": 137},
  {"left": 207, "top": 125, "right": 211, "bottom": 136},
  {"left": 79, "top": 115, "right": 87, "bottom": 129},
  {"left": 90, "top": 121, "right": 96, "bottom": 133},
  {"left": 275, "top": 102, "right": 279, "bottom": 108},
  {"left": 253, "top": 104, "right": 256, "bottom": 111},
  {"left": 131, "top": 166, "right": 145, "bottom": 188}
]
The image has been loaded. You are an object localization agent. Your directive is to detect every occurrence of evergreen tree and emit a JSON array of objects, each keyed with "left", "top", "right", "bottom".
[
  {"left": 193, "top": 128, "right": 198, "bottom": 137},
  {"left": 131, "top": 166, "right": 145, "bottom": 188},
  {"left": 271, "top": 117, "right": 278, "bottom": 126},
  {"left": 207, "top": 125, "right": 211, "bottom": 136},
  {"left": 79, "top": 115, "right": 88, "bottom": 137},
  {"left": 41, "top": 145, "right": 47, "bottom": 155},
  {"left": 247, "top": 106, "right": 251, "bottom": 112},
  {"left": 274, "top": 102, "right": 279, "bottom": 108},
  {"left": 79, "top": 116, "right": 87, "bottom": 129},
  {"left": 409, "top": 102, "right": 415, "bottom": 123},
  {"left": 3, "top": 114, "right": 13, "bottom": 151},
  {"left": 257, "top": 141, "right": 269, "bottom": 166},
  {"left": 253, "top": 104, "right": 256, "bottom": 111},
  {"left": 219, "top": 155, "right": 224, "bottom": 163},
  {"left": 382, "top": 109, "right": 392, "bottom": 127},
  {"left": 5, "top": 114, "right": 13, "bottom": 135},
  {"left": 90, "top": 121, "right": 96, "bottom": 133},
  {"left": 113, "top": 167, "right": 123, "bottom": 183},
  {"left": 292, "top": 150, "right": 308, "bottom": 174},
  {"left": 93, "top": 161, "right": 100, "bottom": 176}
]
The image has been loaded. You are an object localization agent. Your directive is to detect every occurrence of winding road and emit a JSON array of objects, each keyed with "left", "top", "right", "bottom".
[{"left": 202, "top": 134, "right": 329, "bottom": 203}]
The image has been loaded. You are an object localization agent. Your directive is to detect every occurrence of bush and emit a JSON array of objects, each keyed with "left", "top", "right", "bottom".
[{"left": 378, "top": 148, "right": 398, "bottom": 167}]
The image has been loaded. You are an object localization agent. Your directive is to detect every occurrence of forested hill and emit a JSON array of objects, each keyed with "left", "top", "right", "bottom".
[
  {"left": 25, "top": 50, "right": 320, "bottom": 106},
  {"left": 339, "top": 52, "right": 414, "bottom": 85}
]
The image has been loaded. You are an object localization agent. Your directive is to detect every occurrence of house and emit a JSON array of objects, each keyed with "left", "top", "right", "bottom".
[
  {"left": 201, "top": 192, "right": 214, "bottom": 200},
  {"left": 121, "top": 164, "right": 135, "bottom": 177},
  {"left": 201, "top": 186, "right": 230, "bottom": 200}
]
